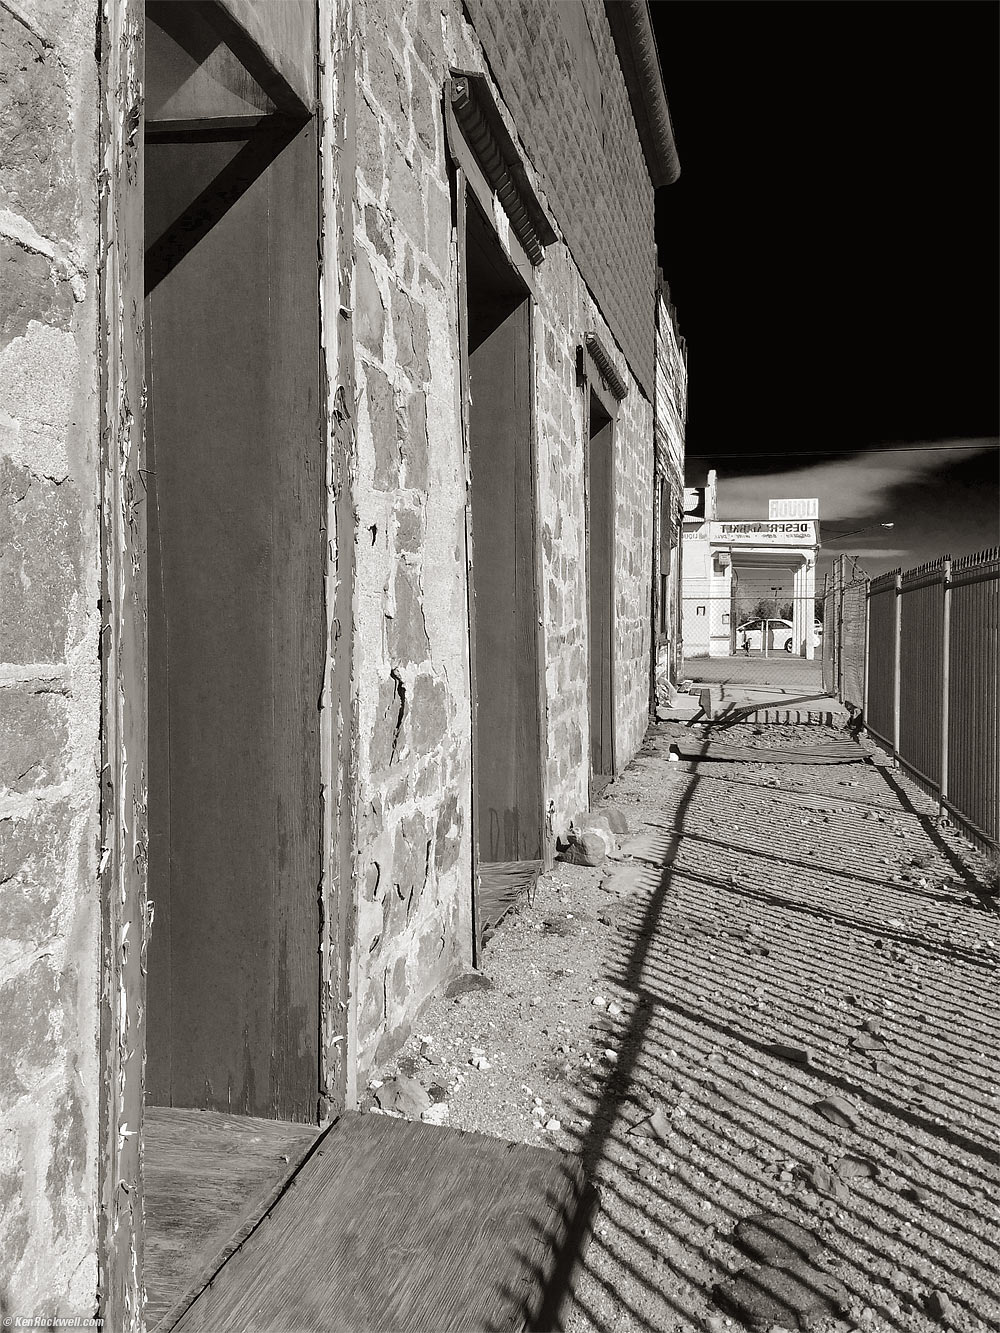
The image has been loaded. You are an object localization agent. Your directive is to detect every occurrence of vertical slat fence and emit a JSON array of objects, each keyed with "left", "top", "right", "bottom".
[
  {"left": 865, "top": 571, "right": 899, "bottom": 752},
  {"left": 945, "top": 548, "right": 1000, "bottom": 847},
  {"left": 862, "top": 547, "right": 999, "bottom": 851},
  {"left": 898, "top": 558, "right": 946, "bottom": 789}
]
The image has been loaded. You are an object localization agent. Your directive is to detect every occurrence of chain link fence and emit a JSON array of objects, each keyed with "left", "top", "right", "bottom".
[
  {"left": 681, "top": 587, "right": 823, "bottom": 686},
  {"left": 820, "top": 559, "right": 869, "bottom": 711}
]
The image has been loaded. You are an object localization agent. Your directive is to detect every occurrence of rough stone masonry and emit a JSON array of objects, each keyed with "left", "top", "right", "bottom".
[
  {"left": 348, "top": 0, "right": 664, "bottom": 1078},
  {"left": 0, "top": 0, "right": 677, "bottom": 1323},
  {"left": 1, "top": 0, "right": 103, "bottom": 1315}
]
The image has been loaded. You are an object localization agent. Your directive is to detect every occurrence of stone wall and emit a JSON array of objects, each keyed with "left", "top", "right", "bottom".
[
  {"left": 350, "top": 0, "right": 475, "bottom": 1073},
  {"left": 534, "top": 251, "right": 653, "bottom": 815},
  {"left": 348, "top": 0, "right": 657, "bottom": 1072},
  {"left": 0, "top": 0, "right": 663, "bottom": 1311},
  {"left": 610, "top": 358, "right": 656, "bottom": 765},
  {"left": 0, "top": 0, "right": 101, "bottom": 1317},
  {"left": 654, "top": 284, "right": 687, "bottom": 681}
]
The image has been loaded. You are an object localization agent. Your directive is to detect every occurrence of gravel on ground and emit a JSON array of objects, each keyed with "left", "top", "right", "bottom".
[{"left": 368, "top": 721, "right": 1000, "bottom": 1333}]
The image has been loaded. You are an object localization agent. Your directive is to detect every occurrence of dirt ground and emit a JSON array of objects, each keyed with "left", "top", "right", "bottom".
[{"left": 369, "top": 721, "right": 1000, "bottom": 1333}]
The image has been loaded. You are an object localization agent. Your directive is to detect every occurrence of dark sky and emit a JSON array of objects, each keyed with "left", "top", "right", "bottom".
[{"left": 651, "top": 1, "right": 999, "bottom": 573}]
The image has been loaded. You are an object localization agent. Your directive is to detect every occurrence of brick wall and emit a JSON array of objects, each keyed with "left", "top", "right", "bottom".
[
  {"left": 461, "top": 0, "right": 657, "bottom": 395},
  {"left": 655, "top": 286, "right": 687, "bottom": 491},
  {"left": 0, "top": 1, "right": 101, "bottom": 1316}
]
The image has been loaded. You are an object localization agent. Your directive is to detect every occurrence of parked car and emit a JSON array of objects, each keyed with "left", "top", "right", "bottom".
[{"left": 737, "top": 619, "right": 823, "bottom": 653}]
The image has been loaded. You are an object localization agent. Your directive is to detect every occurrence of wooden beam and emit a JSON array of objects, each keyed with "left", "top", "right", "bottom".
[
  {"left": 200, "top": 0, "right": 316, "bottom": 115},
  {"left": 144, "top": 114, "right": 269, "bottom": 142},
  {"left": 446, "top": 73, "right": 555, "bottom": 267}
]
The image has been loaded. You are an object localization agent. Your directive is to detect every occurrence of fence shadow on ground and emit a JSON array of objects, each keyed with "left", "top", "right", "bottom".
[{"left": 529, "top": 746, "right": 1000, "bottom": 1333}]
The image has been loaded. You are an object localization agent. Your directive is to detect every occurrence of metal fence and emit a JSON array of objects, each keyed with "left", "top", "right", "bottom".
[
  {"left": 680, "top": 592, "right": 823, "bottom": 686},
  {"left": 820, "top": 559, "right": 868, "bottom": 711},
  {"left": 865, "top": 548, "right": 999, "bottom": 851}
]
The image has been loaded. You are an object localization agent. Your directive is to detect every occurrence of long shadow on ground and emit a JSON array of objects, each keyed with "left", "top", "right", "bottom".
[{"left": 532, "top": 731, "right": 1000, "bottom": 1333}]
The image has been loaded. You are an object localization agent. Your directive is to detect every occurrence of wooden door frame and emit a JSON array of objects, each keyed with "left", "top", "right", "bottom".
[
  {"left": 99, "top": 2, "right": 345, "bottom": 1323},
  {"left": 579, "top": 344, "right": 623, "bottom": 791},
  {"left": 443, "top": 72, "right": 556, "bottom": 946},
  {"left": 453, "top": 172, "right": 550, "bottom": 963},
  {"left": 98, "top": 3, "right": 146, "bottom": 1325}
]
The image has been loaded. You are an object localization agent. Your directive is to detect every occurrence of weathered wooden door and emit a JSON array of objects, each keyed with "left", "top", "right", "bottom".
[
  {"left": 143, "top": 0, "right": 321, "bottom": 1122},
  {"left": 588, "top": 392, "right": 615, "bottom": 780},
  {"left": 463, "top": 193, "right": 545, "bottom": 944}
]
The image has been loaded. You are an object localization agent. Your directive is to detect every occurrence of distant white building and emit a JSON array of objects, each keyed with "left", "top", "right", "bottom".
[{"left": 681, "top": 472, "right": 819, "bottom": 659}]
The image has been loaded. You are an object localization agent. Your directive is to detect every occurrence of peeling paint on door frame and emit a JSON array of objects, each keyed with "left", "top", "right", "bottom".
[
  {"left": 317, "top": 0, "right": 360, "bottom": 1116},
  {"left": 97, "top": 0, "right": 147, "bottom": 1326}
]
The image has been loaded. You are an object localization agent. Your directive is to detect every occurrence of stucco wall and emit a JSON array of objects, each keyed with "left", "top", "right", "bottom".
[
  {"left": 349, "top": 0, "right": 656, "bottom": 1072},
  {"left": 0, "top": 0, "right": 101, "bottom": 1316}
]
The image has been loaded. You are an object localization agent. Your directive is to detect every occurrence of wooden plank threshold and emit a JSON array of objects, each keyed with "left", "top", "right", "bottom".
[
  {"left": 144, "top": 1108, "right": 321, "bottom": 1332},
  {"left": 169, "top": 1110, "right": 596, "bottom": 1333},
  {"left": 670, "top": 738, "right": 867, "bottom": 764}
]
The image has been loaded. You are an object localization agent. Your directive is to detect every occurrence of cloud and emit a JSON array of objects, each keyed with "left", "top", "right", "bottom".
[
  {"left": 832, "top": 548, "right": 909, "bottom": 558},
  {"left": 709, "top": 438, "right": 998, "bottom": 578},
  {"left": 714, "top": 440, "right": 998, "bottom": 523}
]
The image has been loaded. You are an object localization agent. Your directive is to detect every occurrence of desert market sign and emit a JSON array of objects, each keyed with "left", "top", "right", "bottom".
[{"left": 710, "top": 520, "right": 818, "bottom": 545}]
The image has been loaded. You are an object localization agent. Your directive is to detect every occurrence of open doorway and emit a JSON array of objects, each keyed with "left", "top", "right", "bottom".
[
  {"left": 588, "top": 391, "right": 615, "bottom": 789},
  {"left": 463, "top": 195, "right": 545, "bottom": 951},
  {"left": 141, "top": 3, "right": 325, "bottom": 1323}
]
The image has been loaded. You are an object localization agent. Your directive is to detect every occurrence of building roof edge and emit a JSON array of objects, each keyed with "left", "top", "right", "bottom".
[{"left": 606, "top": 0, "right": 681, "bottom": 187}]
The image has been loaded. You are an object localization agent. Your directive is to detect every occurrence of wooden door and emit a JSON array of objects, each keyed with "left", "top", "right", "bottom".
[
  {"left": 144, "top": 3, "right": 321, "bottom": 1123},
  {"left": 464, "top": 196, "right": 544, "bottom": 940},
  {"left": 588, "top": 394, "right": 615, "bottom": 779}
]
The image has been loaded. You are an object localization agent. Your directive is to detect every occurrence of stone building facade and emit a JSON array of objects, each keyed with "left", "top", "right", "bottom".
[
  {"left": 653, "top": 277, "right": 688, "bottom": 687},
  {"left": 0, "top": 0, "right": 678, "bottom": 1324}
]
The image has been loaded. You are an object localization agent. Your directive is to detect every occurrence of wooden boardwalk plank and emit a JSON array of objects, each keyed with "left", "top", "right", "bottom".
[
  {"left": 144, "top": 1108, "right": 320, "bottom": 1331},
  {"left": 172, "top": 1111, "right": 593, "bottom": 1333},
  {"left": 671, "top": 739, "right": 866, "bottom": 765}
]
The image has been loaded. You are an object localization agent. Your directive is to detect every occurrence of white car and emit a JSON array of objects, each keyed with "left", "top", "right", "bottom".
[{"left": 737, "top": 619, "right": 823, "bottom": 653}]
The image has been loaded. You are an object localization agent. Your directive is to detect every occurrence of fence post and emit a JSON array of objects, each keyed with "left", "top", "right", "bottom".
[
  {"left": 862, "top": 574, "right": 871, "bottom": 726},
  {"left": 836, "top": 555, "right": 845, "bottom": 703},
  {"left": 892, "top": 571, "right": 902, "bottom": 767},
  {"left": 939, "top": 559, "right": 952, "bottom": 821}
]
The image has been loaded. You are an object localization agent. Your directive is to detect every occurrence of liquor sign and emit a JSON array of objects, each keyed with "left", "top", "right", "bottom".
[
  {"left": 769, "top": 498, "right": 819, "bottom": 520},
  {"left": 710, "top": 520, "right": 817, "bottom": 545}
]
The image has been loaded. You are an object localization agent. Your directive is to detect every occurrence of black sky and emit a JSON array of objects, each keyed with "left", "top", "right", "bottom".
[{"left": 651, "top": 1, "right": 999, "bottom": 484}]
